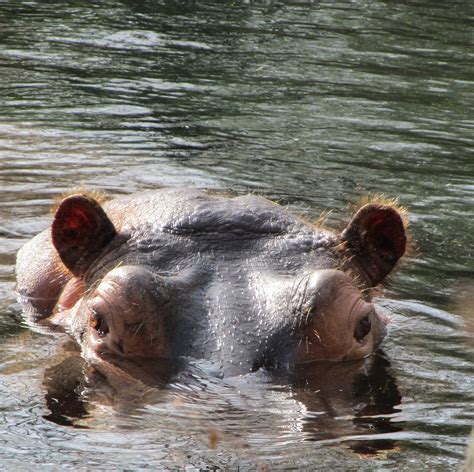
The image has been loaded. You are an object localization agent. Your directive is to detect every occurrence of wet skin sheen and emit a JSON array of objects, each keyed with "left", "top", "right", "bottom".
[{"left": 16, "top": 189, "right": 407, "bottom": 377}]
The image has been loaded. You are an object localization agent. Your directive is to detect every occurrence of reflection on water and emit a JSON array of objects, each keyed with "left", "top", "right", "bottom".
[
  {"left": 0, "top": 0, "right": 473, "bottom": 469},
  {"left": 44, "top": 346, "right": 402, "bottom": 430},
  {"left": 41, "top": 343, "right": 403, "bottom": 465}
]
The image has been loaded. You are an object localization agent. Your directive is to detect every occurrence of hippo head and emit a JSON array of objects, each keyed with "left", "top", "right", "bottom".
[{"left": 17, "top": 190, "right": 408, "bottom": 376}]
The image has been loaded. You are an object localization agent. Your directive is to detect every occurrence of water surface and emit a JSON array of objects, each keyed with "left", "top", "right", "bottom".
[{"left": 0, "top": 0, "right": 473, "bottom": 470}]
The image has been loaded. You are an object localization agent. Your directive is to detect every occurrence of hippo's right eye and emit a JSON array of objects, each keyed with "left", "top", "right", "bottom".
[
  {"left": 354, "top": 315, "right": 371, "bottom": 343},
  {"left": 90, "top": 309, "right": 109, "bottom": 337}
]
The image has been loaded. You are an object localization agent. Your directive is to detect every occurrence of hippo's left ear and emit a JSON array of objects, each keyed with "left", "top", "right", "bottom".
[
  {"left": 339, "top": 203, "right": 407, "bottom": 287},
  {"left": 52, "top": 194, "right": 117, "bottom": 277}
]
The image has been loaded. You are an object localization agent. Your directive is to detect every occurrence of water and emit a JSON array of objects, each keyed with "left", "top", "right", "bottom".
[{"left": 1, "top": 0, "right": 473, "bottom": 469}]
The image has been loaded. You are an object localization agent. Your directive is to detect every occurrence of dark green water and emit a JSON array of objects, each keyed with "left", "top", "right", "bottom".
[{"left": 0, "top": 1, "right": 473, "bottom": 470}]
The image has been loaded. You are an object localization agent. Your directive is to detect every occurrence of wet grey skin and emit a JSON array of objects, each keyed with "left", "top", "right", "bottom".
[{"left": 16, "top": 189, "right": 407, "bottom": 377}]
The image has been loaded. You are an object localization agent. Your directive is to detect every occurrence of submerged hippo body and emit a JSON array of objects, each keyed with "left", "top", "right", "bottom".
[{"left": 16, "top": 189, "right": 408, "bottom": 377}]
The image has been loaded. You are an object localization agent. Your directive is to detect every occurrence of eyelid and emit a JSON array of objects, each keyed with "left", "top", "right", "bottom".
[
  {"left": 87, "top": 303, "right": 109, "bottom": 336},
  {"left": 347, "top": 297, "right": 373, "bottom": 320},
  {"left": 86, "top": 302, "right": 99, "bottom": 315},
  {"left": 87, "top": 302, "right": 105, "bottom": 321},
  {"left": 363, "top": 306, "right": 376, "bottom": 318},
  {"left": 359, "top": 300, "right": 376, "bottom": 317}
]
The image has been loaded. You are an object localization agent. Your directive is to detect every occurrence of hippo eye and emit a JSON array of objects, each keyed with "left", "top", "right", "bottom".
[
  {"left": 90, "top": 309, "right": 109, "bottom": 337},
  {"left": 354, "top": 315, "right": 371, "bottom": 343}
]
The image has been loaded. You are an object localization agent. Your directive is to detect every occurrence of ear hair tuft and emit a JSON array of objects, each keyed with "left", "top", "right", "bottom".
[{"left": 51, "top": 188, "right": 110, "bottom": 215}]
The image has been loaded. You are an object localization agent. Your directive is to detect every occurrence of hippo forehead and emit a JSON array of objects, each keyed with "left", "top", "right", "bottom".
[
  {"left": 117, "top": 191, "right": 313, "bottom": 237},
  {"left": 100, "top": 192, "right": 339, "bottom": 280}
]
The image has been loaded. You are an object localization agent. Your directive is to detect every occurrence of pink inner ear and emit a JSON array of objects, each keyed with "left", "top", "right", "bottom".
[
  {"left": 366, "top": 209, "right": 406, "bottom": 261},
  {"left": 54, "top": 202, "right": 95, "bottom": 247},
  {"left": 52, "top": 194, "right": 116, "bottom": 276}
]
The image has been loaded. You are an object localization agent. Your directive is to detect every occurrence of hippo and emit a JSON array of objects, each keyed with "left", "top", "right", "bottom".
[{"left": 16, "top": 189, "right": 408, "bottom": 377}]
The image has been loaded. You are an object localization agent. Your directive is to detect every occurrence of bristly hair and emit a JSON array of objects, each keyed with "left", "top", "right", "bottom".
[
  {"left": 351, "top": 194, "right": 410, "bottom": 231},
  {"left": 313, "top": 209, "right": 333, "bottom": 228},
  {"left": 50, "top": 187, "right": 110, "bottom": 214}
]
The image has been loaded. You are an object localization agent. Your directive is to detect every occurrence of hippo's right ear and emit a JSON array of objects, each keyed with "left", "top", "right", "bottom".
[
  {"left": 339, "top": 203, "right": 407, "bottom": 287},
  {"left": 52, "top": 194, "right": 116, "bottom": 277}
]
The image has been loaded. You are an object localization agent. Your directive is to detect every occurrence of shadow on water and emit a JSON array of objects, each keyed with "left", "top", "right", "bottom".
[{"left": 42, "top": 341, "right": 403, "bottom": 457}]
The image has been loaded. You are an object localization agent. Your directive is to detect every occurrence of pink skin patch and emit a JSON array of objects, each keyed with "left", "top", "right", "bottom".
[
  {"left": 55, "top": 278, "right": 86, "bottom": 312},
  {"left": 380, "top": 312, "right": 392, "bottom": 326}
]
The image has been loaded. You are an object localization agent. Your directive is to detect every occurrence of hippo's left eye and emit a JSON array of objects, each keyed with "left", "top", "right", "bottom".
[
  {"left": 354, "top": 315, "right": 371, "bottom": 343},
  {"left": 90, "top": 309, "right": 109, "bottom": 337}
]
